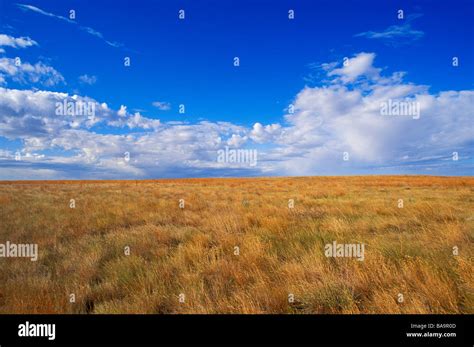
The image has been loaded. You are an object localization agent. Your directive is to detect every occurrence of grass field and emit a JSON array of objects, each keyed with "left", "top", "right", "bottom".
[{"left": 0, "top": 176, "right": 473, "bottom": 314}]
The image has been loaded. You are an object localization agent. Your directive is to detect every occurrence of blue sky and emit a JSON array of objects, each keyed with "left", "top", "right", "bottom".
[{"left": 0, "top": 0, "right": 473, "bottom": 179}]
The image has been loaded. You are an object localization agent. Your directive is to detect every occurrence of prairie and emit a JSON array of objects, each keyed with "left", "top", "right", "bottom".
[{"left": 0, "top": 176, "right": 472, "bottom": 314}]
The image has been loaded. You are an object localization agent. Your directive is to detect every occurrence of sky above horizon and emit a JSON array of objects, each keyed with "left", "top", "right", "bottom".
[{"left": 0, "top": 0, "right": 473, "bottom": 179}]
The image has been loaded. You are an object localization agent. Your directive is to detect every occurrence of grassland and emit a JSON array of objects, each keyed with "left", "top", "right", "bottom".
[{"left": 0, "top": 176, "right": 472, "bottom": 314}]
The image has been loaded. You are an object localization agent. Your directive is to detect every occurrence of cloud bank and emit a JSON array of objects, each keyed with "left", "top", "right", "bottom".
[{"left": 0, "top": 50, "right": 472, "bottom": 179}]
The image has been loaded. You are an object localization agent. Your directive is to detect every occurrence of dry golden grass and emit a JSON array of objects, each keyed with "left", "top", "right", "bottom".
[{"left": 0, "top": 176, "right": 472, "bottom": 314}]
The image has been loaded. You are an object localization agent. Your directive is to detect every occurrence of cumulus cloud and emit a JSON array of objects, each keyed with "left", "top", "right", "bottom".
[
  {"left": 117, "top": 105, "right": 127, "bottom": 117},
  {"left": 273, "top": 54, "right": 473, "bottom": 175},
  {"left": 328, "top": 52, "right": 381, "bottom": 84},
  {"left": 250, "top": 123, "right": 282, "bottom": 143},
  {"left": 227, "top": 133, "right": 248, "bottom": 147},
  {"left": 78, "top": 74, "right": 97, "bottom": 85},
  {"left": 0, "top": 51, "right": 472, "bottom": 179},
  {"left": 0, "top": 57, "right": 65, "bottom": 86},
  {"left": 152, "top": 101, "right": 171, "bottom": 111},
  {"left": 0, "top": 34, "right": 38, "bottom": 49},
  {"left": 0, "top": 88, "right": 245, "bottom": 178},
  {"left": 108, "top": 111, "right": 161, "bottom": 130}
]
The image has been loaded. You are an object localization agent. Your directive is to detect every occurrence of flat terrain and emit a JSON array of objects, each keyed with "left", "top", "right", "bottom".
[{"left": 0, "top": 176, "right": 472, "bottom": 313}]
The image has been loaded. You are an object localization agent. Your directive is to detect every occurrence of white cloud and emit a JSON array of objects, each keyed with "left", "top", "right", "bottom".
[
  {"left": 0, "top": 51, "right": 472, "bottom": 179},
  {"left": 273, "top": 54, "right": 473, "bottom": 175},
  {"left": 355, "top": 14, "right": 424, "bottom": 46},
  {"left": 356, "top": 25, "right": 424, "bottom": 41},
  {"left": 117, "top": 105, "right": 127, "bottom": 117},
  {"left": 250, "top": 122, "right": 282, "bottom": 143},
  {"left": 0, "top": 87, "right": 253, "bottom": 178},
  {"left": 227, "top": 134, "right": 248, "bottom": 147},
  {"left": 108, "top": 111, "right": 161, "bottom": 130},
  {"left": 16, "top": 3, "right": 124, "bottom": 48},
  {"left": 78, "top": 74, "right": 97, "bottom": 85},
  {"left": 0, "top": 34, "right": 38, "bottom": 49},
  {"left": 16, "top": 4, "right": 74, "bottom": 23},
  {"left": 152, "top": 101, "right": 171, "bottom": 111},
  {"left": 328, "top": 52, "right": 381, "bottom": 83},
  {"left": 0, "top": 57, "right": 65, "bottom": 86}
]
